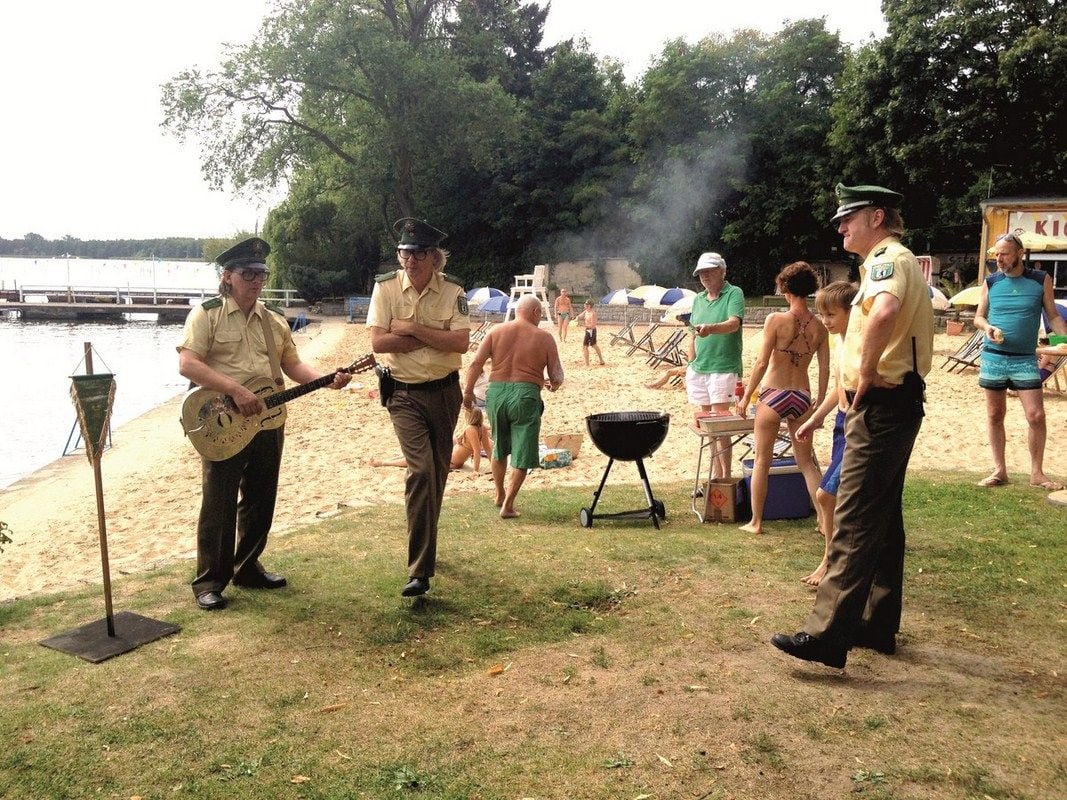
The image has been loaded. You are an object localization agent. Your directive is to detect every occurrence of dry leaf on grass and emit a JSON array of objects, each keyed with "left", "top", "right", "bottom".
[
  {"left": 319, "top": 702, "right": 349, "bottom": 713},
  {"left": 290, "top": 775, "right": 311, "bottom": 784},
  {"left": 487, "top": 663, "right": 504, "bottom": 676}
]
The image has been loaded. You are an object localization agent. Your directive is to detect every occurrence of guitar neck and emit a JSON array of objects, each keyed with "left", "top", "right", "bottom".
[{"left": 263, "top": 372, "right": 336, "bottom": 409}]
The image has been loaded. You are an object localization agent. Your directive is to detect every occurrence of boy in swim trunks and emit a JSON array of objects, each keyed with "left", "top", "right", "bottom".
[
  {"left": 554, "top": 288, "right": 574, "bottom": 342},
  {"left": 796, "top": 281, "right": 857, "bottom": 586},
  {"left": 576, "top": 299, "right": 606, "bottom": 366}
]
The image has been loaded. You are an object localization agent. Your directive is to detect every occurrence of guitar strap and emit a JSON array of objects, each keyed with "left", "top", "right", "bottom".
[{"left": 258, "top": 311, "right": 285, "bottom": 388}]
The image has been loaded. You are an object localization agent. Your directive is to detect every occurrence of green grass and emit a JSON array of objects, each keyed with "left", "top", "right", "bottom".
[{"left": 0, "top": 474, "right": 1064, "bottom": 799}]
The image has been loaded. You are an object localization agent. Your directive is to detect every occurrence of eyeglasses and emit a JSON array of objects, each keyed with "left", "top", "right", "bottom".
[
  {"left": 996, "top": 232, "right": 1023, "bottom": 248},
  {"left": 236, "top": 269, "right": 270, "bottom": 282},
  {"left": 397, "top": 249, "right": 430, "bottom": 262}
]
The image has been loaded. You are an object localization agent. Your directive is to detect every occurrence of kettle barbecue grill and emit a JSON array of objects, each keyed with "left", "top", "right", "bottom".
[{"left": 579, "top": 410, "right": 670, "bottom": 529}]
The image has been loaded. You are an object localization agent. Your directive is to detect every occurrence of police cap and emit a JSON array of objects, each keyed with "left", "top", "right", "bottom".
[
  {"left": 830, "top": 183, "right": 904, "bottom": 224},
  {"left": 216, "top": 237, "right": 271, "bottom": 271},
  {"left": 394, "top": 217, "right": 447, "bottom": 250}
]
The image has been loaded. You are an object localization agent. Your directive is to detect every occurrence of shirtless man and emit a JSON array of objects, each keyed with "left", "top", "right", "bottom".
[
  {"left": 463, "top": 295, "right": 565, "bottom": 518},
  {"left": 576, "top": 299, "right": 606, "bottom": 366},
  {"left": 554, "top": 288, "right": 574, "bottom": 342}
]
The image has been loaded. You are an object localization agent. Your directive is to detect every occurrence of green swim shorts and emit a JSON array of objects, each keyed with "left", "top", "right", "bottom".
[{"left": 486, "top": 381, "right": 544, "bottom": 470}]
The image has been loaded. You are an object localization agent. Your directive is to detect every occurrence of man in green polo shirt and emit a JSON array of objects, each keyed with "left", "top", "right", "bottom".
[{"left": 686, "top": 251, "right": 745, "bottom": 479}]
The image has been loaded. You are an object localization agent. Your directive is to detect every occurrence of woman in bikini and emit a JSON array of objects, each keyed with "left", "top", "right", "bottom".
[{"left": 735, "top": 261, "right": 829, "bottom": 535}]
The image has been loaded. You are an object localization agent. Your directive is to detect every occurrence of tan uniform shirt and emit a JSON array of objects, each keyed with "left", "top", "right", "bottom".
[
  {"left": 366, "top": 269, "right": 470, "bottom": 383},
  {"left": 841, "top": 236, "right": 935, "bottom": 389},
  {"left": 177, "top": 295, "right": 297, "bottom": 385}
]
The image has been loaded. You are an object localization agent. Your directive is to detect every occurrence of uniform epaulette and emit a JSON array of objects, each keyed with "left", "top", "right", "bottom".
[
  {"left": 873, "top": 246, "right": 888, "bottom": 258},
  {"left": 441, "top": 273, "right": 465, "bottom": 289},
  {"left": 201, "top": 296, "right": 223, "bottom": 310},
  {"left": 263, "top": 301, "right": 286, "bottom": 317},
  {"left": 375, "top": 271, "right": 398, "bottom": 283}
]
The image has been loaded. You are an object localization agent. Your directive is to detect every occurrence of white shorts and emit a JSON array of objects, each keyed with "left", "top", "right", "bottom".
[{"left": 685, "top": 367, "right": 738, "bottom": 406}]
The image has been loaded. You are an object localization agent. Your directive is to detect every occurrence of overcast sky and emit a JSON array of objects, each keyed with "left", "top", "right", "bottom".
[{"left": 0, "top": 1, "right": 886, "bottom": 241}]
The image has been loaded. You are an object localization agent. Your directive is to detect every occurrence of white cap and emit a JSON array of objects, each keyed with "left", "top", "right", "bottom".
[{"left": 693, "top": 252, "right": 726, "bottom": 275}]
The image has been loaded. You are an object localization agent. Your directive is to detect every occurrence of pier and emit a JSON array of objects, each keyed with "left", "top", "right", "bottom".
[{"left": 0, "top": 285, "right": 305, "bottom": 324}]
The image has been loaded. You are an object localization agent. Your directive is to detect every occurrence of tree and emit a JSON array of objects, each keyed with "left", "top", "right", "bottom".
[{"left": 829, "top": 0, "right": 1066, "bottom": 249}]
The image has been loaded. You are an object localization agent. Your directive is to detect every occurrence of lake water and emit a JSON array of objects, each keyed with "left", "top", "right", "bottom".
[{"left": 0, "top": 258, "right": 214, "bottom": 488}]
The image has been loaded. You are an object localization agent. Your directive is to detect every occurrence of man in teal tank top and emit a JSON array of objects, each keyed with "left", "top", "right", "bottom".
[{"left": 974, "top": 232, "right": 1067, "bottom": 491}]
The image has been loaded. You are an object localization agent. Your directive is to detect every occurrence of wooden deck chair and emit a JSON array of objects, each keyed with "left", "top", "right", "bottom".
[
  {"left": 468, "top": 321, "right": 493, "bottom": 351},
  {"left": 941, "top": 329, "right": 984, "bottom": 372},
  {"left": 626, "top": 322, "right": 661, "bottom": 357},
  {"left": 1041, "top": 354, "right": 1066, "bottom": 393},
  {"left": 645, "top": 328, "right": 688, "bottom": 367},
  {"left": 609, "top": 317, "right": 640, "bottom": 347}
]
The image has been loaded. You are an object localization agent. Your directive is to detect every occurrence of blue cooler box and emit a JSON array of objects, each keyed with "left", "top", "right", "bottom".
[{"left": 741, "top": 457, "right": 812, "bottom": 520}]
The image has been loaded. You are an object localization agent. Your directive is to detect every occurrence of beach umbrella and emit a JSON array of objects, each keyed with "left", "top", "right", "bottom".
[
  {"left": 601, "top": 289, "right": 643, "bottom": 305},
  {"left": 465, "top": 287, "right": 505, "bottom": 307},
  {"left": 480, "top": 295, "right": 511, "bottom": 314},
  {"left": 928, "top": 285, "right": 951, "bottom": 311},
  {"left": 661, "top": 294, "right": 695, "bottom": 322},
  {"left": 948, "top": 285, "right": 983, "bottom": 306},
  {"left": 628, "top": 284, "right": 669, "bottom": 305},
  {"left": 657, "top": 287, "right": 696, "bottom": 308},
  {"left": 987, "top": 231, "right": 1067, "bottom": 256}
]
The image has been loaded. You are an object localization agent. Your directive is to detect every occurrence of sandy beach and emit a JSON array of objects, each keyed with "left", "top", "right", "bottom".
[{"left": 1, "top": 318, "right": 1064, "bottom": 602}]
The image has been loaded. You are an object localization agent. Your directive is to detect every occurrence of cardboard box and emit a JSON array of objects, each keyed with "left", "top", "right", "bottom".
[
  {"left": 741, "top": 457, "right": 812, "bottom": 520},
  {"left": 702, "top": 477, "right": 743, "bottom": 523}
]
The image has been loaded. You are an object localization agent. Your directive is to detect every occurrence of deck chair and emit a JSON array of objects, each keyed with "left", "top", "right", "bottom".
[
  {"left": 468, "top": 321, "right": 493, "bottom": 350},
  {"left": 1041, "top": 354, "right": 1066, "bottom": 393},
  {"left": 941, "top": 329, "right": 984, "bottom": 372},
  {"left": 626, "top": 322, "right": 661, "bottom": 357},
  {"left": 645, "top": 328, "right": 688, "bottom": 367},
  {"left": 609, "top": 317, "right": 641, "bottom": 347}
]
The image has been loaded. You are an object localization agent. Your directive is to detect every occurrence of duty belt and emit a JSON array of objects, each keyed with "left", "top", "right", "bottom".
[{"left": 392, "top": 371, "right": 459, "bottom": 392}]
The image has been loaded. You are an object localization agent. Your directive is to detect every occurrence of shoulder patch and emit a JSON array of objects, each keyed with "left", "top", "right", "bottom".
[
  {"left": 457, "top": 295, "right": 469, "bottom": 315},
  {"left": 264, "top": 301, "right": 286, "bottom": 317},
  {"left": 870, "top": 263, "right": 894, "bottom": 281},
  {"left": 375, "top": 271, "right": 398, "bottom": 283},
  {"left": 201, "top": 297, "right": 223, "bottom": 310},
  {"left": 873, "top": 246, "right": 888, "bottom": 258},
  {"left": 441, "top": 272, "right": 464, "bottom": 288}
]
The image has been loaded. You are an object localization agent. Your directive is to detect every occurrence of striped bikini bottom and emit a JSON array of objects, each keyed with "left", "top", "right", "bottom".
[{"left": 758, "top": 388, "right": 813, "bottom": 420}]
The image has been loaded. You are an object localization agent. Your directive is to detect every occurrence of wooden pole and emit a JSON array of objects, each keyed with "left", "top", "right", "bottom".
[{"left": 84, "top": 342, "right": 116, "bottom": 637}]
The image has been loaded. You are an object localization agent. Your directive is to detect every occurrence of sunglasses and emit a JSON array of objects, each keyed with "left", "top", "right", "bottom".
[
  {"left": 235, "top": 269, "right": 270, "bottom": 282},
  {"left": 397, "top": 249, "right": 430, "bottom": 262},
  {"left": 996, "top": 232, "right": 1023, "bottom": 248}
]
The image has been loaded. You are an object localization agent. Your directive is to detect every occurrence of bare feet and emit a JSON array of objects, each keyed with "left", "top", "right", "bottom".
[
  {"left": 500, "top": 508, "right": 520, "bottom": 519},
  {"left": 369, "top": 458, "right": 383, "bottom": 467},
  {"left": 739, "top": 521, "right": 762, "bottom": 534},
  {"left": 802, "top": 561, "right": 828, "bottom": 587},
  {"left": 494, "top": 492, "right": 505, "bottom": 507}
]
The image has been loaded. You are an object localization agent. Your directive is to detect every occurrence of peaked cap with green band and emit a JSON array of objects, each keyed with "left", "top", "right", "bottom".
[
  {"left": 216, "top": 237, "right": 271, "bottom": 270},
  {"left": 394, "top": 217, "right": 447, "bottom": 250},
  {"left": 830, "top": 183, "right": 904, "bottom": 224}
]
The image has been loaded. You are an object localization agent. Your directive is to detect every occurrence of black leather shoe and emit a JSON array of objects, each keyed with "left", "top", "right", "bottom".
[
  {"left": 851, "top": 629, "right": 897, "bottom": 655},
  {"left": 401, "top": 577, "right": 430, "bottom": 597},
  {"left": 771, "top": 632, "right": 846, "bottom": 668},
  {"left": 196, "top": 591, "right": 228, "bottom": 611},
  {"left": 233, "top": 571, "right": 287, "bottom": 589}
]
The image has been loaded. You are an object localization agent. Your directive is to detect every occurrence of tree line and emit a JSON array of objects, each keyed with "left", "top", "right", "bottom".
[{"left": 44, "top": 2, "right": 1067, "bottom": 303}]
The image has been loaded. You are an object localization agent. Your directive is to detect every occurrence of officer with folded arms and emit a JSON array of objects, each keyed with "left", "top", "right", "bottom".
[
  {"left": 368, "top": 218, "right": 470, "bottom": 597},
  {"left": 772, "top": 184, "right": 934, "bottom": 668}
]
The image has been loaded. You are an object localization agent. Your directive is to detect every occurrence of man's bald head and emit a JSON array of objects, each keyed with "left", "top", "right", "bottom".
[{"left": 517, "top": 295, "right": 542, "bottom": 322}]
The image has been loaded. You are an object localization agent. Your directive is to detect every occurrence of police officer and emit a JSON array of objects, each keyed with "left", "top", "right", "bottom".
[
  {"left": 772, "top": 184, "right": 934, "bottom": 668},
  {"left": 178, "top": 238, "right": 351, "bottom": 611},
  {"left": 367, "top": 218, "right": 470, "bottom": 597}
]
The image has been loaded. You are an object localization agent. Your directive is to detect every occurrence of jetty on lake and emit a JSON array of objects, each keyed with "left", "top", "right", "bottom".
[{"left": 0, "top": 285, "right": 305, "bottom": 324}]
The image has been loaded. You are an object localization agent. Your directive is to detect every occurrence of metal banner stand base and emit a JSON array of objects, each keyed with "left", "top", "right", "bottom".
[{"left": 40, "top": 611, "right": 180, "bottom": 664}]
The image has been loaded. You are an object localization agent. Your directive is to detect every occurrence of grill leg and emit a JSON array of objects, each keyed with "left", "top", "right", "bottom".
[
  {"left": 635, "top": 458, "right": 660, "bottom": 530},
  {"left": 588, "top": 458, "right": 615, "bottom": 516}
]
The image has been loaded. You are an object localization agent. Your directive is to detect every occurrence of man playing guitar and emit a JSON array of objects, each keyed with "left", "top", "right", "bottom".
[{"left": 177, "top": 237, "right": 351, "bottom": 611}]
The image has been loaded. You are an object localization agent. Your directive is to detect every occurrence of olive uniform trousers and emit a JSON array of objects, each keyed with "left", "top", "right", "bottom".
[
  {"left": 386, "top": 377, "right": 463, "bottom": 579},
  {"left": 192, "top": 427, "right": 284, "bottom": 597},
  {"left": 804, "top": 387, "right": 923, "bottom": 647}
]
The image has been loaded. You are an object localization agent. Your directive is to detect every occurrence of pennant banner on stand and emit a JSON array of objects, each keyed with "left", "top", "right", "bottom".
[{"left": 70, "top": 374, "right": 116, "bottom": 462}]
